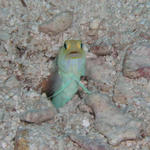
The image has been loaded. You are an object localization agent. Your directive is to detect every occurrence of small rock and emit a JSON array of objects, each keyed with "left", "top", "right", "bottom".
[
  {"left": 123, "top": 42, "right": 150, "bottom": 79},
  {"left": 78, "top": 104, "right": 93, "bottom": 114},
  {"left": 90, "top": 41, "right": 113, "bottom": 56},
  {"left": 85, "top": 93, "right": 144, "bottom": 145},
  {"left": 14, "top": 126, "right": 57, "bottom": 150},
  {"left": 86, "top": 58, "right": 116, "bottom": 87},
  {"left": 20, "top": 92, "right": 57, "bottom": 123},
  {"left": 69, "top": 133, "right": 110, "bottom": 150},
  {"left": 0, "top": 30, "right": 10, "bottom": 41},
  {"left": 14, "top": 128, "right": 29, "bottom": 150},
  {"left": 39, "top": 11, "right": 73, "bottom": 35},
  {"left": 20, "top": 107, "right": 56, "bottom": 123}
]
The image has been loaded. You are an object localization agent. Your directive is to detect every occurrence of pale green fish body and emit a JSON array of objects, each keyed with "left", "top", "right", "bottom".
[{"left": 52, "top": 40, "right": 86, "bottom": 108}]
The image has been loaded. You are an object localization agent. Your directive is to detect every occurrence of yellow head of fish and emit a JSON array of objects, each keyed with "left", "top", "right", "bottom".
[
  {"left": 59, "top": 40, "right": 85, "bottom": 59},
  {"left": 57, "top": 40, "right": 86, "bottom": 75}
]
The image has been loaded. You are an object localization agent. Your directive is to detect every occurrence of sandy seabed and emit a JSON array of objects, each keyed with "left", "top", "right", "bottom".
[{"left": 0, "top": 0, "right": 150, "bottom": 149}]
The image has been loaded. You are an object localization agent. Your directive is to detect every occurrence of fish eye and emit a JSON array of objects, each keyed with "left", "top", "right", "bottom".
[
  {"left": 64, "top": 42, "right": 67, "bottom": 49},
  {"left": 81, "top": 43, "right": 83, "bottom": 48}
]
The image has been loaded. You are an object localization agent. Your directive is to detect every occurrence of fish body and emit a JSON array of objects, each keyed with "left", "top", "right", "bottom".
[{"left": 52, "top": 40, "right": 86, "bottom": 108}]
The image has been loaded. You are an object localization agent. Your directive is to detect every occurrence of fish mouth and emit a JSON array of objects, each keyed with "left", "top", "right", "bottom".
[{"left": 67, "top": 51, "right": 82, "bottom": 58}]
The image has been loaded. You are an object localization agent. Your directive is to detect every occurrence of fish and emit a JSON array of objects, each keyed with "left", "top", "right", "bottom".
[{"left": 46, "top": 40, "right": 91, "bottom": 108}]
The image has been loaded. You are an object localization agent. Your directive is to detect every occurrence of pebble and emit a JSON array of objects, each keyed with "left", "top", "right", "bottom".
[
  {"left": 69, "top": 133, "right": 110, "bottom": 150},
  {"left": 90, "top": 41, "right": 113, "bottom": 56},
  {"left": 20, "top": 107, "right": 56, "bottom": 123},
  {"left": 86, "top": 58, "right": 116, "bottom": 86},
  {"left": 86, "top": 93, "right": 143, "bottom": 145},
  {"left": 14, "top": 125, "right": 66, "bottom": 150},
  {"left": 20, "top": 93, "right": 57, "bottom": 123},
  {"left": 14, "top": 128, "right": 29, "bottom": 150},
  {"left": 39, "top": 11, "right": 73, "bottom": 35},
  {"left": 123, "top": 42, "right": 150, "bottom": 79}
]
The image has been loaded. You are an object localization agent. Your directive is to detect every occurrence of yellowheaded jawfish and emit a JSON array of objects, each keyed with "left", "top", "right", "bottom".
[{"left": 48, "top": 40, "right": 91, "bottom": 108}]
